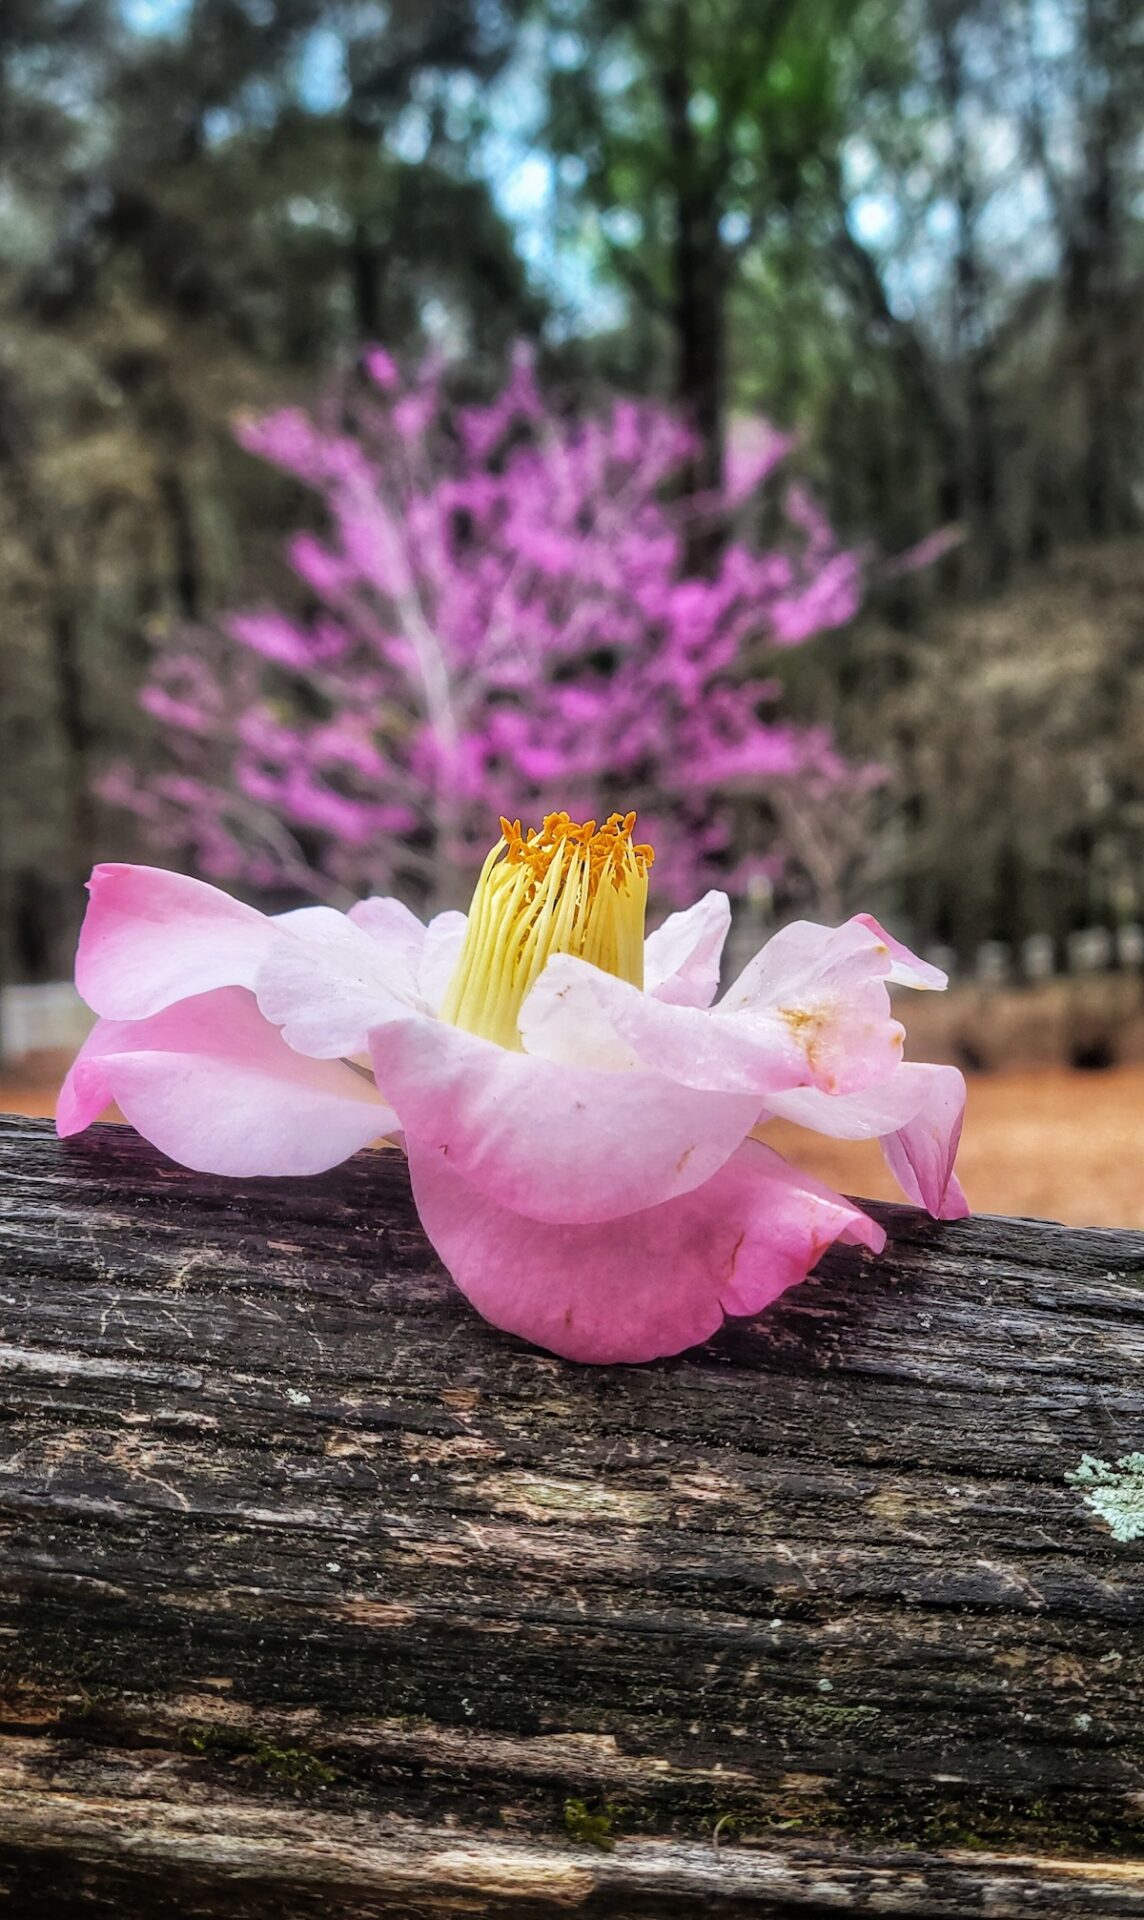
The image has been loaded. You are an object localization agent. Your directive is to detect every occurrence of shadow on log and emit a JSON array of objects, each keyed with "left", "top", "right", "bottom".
[{"left": 0, "top": 1114, "right": 1141, "bottom": 1915}]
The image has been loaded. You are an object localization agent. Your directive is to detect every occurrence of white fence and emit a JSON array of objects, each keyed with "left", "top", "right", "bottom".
[
  {"left": 1, "top": 984, "right": 93, "bottom": 1066},
  {"left": 925, "top": 924, "right": 1144, "bottom": 987}
]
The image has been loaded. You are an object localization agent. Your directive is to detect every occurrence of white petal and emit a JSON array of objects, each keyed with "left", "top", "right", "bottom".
[{"left": 643, "top": 890, "right": 732, "bottom": 1007}]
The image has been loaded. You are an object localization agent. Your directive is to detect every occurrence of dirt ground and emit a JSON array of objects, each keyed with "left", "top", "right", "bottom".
[{"left": 2, "top": 1058, "right": 1142, "bottom": 1231}]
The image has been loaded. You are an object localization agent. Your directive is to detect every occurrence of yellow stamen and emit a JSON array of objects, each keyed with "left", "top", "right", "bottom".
[{"left": 439, "top": 811, "right": 654, "bottom": 1050}]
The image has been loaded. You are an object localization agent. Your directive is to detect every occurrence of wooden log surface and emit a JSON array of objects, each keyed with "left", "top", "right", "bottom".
[{"left": 0, "top": 1112, "right": 1141, "bottom": 1916}]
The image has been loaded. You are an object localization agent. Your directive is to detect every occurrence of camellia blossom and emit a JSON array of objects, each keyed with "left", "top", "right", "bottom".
[{"left": 58, "top": 813, "right": 967, "bottom": 1363}]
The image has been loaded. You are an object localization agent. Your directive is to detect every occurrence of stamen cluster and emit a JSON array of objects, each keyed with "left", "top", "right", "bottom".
[
  {"left": 439, "top": 812, "right": 653, "bottom": 1050},
  {"left": 500, "top": 811, "right": 654, "bottom": 891}
]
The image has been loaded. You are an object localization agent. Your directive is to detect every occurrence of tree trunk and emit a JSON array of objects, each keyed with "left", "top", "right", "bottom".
[
  {"left": 934, "top": 9, "right": 1004, "bottom": 592},
  {"left": 672, "top": 223, "right": 726, "bottom": 502},
  {"left": 347, "top": 102, "right": 383, "bottom": 340},
  {"left": 662, "top": 1, "right": 727, "bottom": 514},
  {"left": 0, "top": 1115, "right": 1142, "bottom": 1914},
  {"left": 0, "top": 374, "right": 95, "bottom": 978},
  {"left": 157, "top": 466, "right": 203, "bottom": 622},
  {"left": 1062, "top": 0, "right": 1137, "bottom": 541},
  {"left": 834, "top": 209, "right": 963, "bottom": 581}
]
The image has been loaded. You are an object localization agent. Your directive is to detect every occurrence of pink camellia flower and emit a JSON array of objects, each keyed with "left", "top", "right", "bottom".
[{"left": 58, "top": 813, "right": 967, "bottom": 1363}]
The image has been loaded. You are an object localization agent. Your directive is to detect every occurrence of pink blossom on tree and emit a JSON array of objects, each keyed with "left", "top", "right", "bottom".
[{"left": 108, "top": 349, "right": 874, "bottom": 913}]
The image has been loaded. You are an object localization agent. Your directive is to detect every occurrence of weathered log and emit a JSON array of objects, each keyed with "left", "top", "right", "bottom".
[{"left": 0, "top": 1112, "right": 1141, "bottom": 1916}]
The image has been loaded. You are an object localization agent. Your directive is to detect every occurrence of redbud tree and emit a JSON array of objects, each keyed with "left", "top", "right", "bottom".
[{"left": 107, "top": 348, "right": 876, "bottom": 916}]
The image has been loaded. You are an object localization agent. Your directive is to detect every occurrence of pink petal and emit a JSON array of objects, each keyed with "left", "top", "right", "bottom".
[
  {"left": 721, "top": 917, "right": 905, "bottom": 1094},
  {"left": 643, "top": 891, "right": 731, "bottom": 1007},
  {"left": 854, "top": 914, "right": 948, "bottom": 990},
  {"left": 520, "top": 954, "right": 806, "bottom": 1088},
  {"left": 521, "top": 922, "right": 904, "bottom": 1100},
  {"left": 368, "top": 1013, "right": 760, "bottom": 1226},
  {"left": 934, "top": 1171, "right": 969, "bottom": 1218},
  {"left": 75, "top": 865, "right": 272, "bottom": 1020},
  {"left": 764, "top": 1073, "right": 934, "bottom": 1140},
  {"left": 57, "top": 988, "right": 392, "bottom": 1176},
  {"left": 348, "top": 895, "right": 427, "bottom": 989},
  {"left": 272, "top": 905, "right": 352, "bottom": 934},
  {"left": 879, "top": 1063, "right": 969, "bottom": 1218},
  {"left": 408, "top": 1135, "right": 885, "bottom": 1363},
  {"left": 419, "top": 910, "right": 468, "bottom": 1011},
  {"left": 518, "top": 957, "right": 642, "bottom": 1071},
  {"left": 256, "top": 906, "right": 424, "bottom": 1059},
  {"left": 57, "top": 1020, "right": 122, "bottom": 1135}
]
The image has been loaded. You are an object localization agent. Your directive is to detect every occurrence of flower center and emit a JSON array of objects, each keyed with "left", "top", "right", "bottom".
[{"left": 439, "top": 811, "right": 654, "bottom": 1050}]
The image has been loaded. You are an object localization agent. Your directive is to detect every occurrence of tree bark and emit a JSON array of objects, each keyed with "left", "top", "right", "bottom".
[
  {"left": 1067, "top": 0, "right": 1137, "bottom": 541},
  {"left": 0, "top": 1114, "right": 1142, "bottom": 1915},
  {"left": 933, "top": 7, "right": 1005, "bottom": 592},
  {"left": 662, "top": 1, "right": 727, "bottom": 512},
  {"left": 156, "top": 466, "right": 203, "bottom": 622},
  {"left": 0, "top": 376, "right": 95, "bottom": 896},
  {"left": 833, "top": 208, "right": 963, "bottom": 538}
]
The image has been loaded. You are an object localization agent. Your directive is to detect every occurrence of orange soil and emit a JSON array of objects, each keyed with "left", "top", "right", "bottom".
[{"left": 3, "top": 1057, "right": 1142, "bottom": 1231}]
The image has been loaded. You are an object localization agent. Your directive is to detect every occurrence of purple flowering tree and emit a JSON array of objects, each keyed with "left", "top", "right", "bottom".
[{"left": 106, "top": 348, "right": 876, "bottom": 915}]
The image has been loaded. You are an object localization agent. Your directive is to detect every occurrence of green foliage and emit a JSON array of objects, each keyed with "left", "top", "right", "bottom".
[
  {"left": 539, "top": 0, "right": 907, "bottom": 481},
  {"left": 183, "top": 1721, "right": 339, "bottom": 1788},
  {"left": 563, "top": 1796, "right": 619, "bottom": 1850},
  {"left": 545, "top": 0, "right": 873, "bottom": 255}
]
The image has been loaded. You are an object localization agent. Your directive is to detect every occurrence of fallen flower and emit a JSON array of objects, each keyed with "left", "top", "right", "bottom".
[{"left": 59, "top": 812, "right": 966, "bottom": 1362}]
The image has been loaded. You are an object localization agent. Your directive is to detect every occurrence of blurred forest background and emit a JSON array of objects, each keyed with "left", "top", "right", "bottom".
[{"left": 2, "top": 0, "right": 1143, "bottom": 991}]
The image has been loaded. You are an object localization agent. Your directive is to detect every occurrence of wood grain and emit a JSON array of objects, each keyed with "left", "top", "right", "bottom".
[{"left": 0, "top": 1113, "right": 1141, "bottom": 1915}]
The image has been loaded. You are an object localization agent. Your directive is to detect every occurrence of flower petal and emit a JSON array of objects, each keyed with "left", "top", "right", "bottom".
[
  {"left": 517, "top": 956, "right": 643, "bottom": 1071},
  {"left": 256, "top": 906, "right": 422, "bottom": 1059},
  {"left": 347, "top": 895, "right": 427, "bottom": 992},
  {"left": 272, "top": 905, "right": 346, "bottom": 934},
  {"left": 879, "top": 1062, "right": 968, "bottom": 1218},
  {"left": 520, "top": 953, "right": 806, "bottom": 1086},
  {"left": 854, "top": 914, "right": 948, "bottom": 990},
  {"left": 720, "top": 917, "right": 903, "bottom": 1093},
  {"left": 75, "top": 864, "right": 272, "bottom": 1020},
  {"left": 419, "top": 910, "right": 468, "bottom": 1012},
  {"left": 763, "top": 1072, "right": 934, "bottom": 1140},
  {"left": 763, "top": 1063, "right": 968, "bottom": 1218},
  {"left": 408, "top": 1134, "right": 885, "bottom": 1363},
  {"left": 643, "top": 891, "right": 731, "bottom": 1007},
  {"left": 521, "top": 916, "right": 904, "bottom": 1100},
  {"left": 57, "top": 988, "right": 392, "bottom": 1176},
  {"left": 57, "top": 1021, "right": 121, "bottom": 1136},
  {"left": 368, "top": 1014, "right": 760, "bottom": 1226}
]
